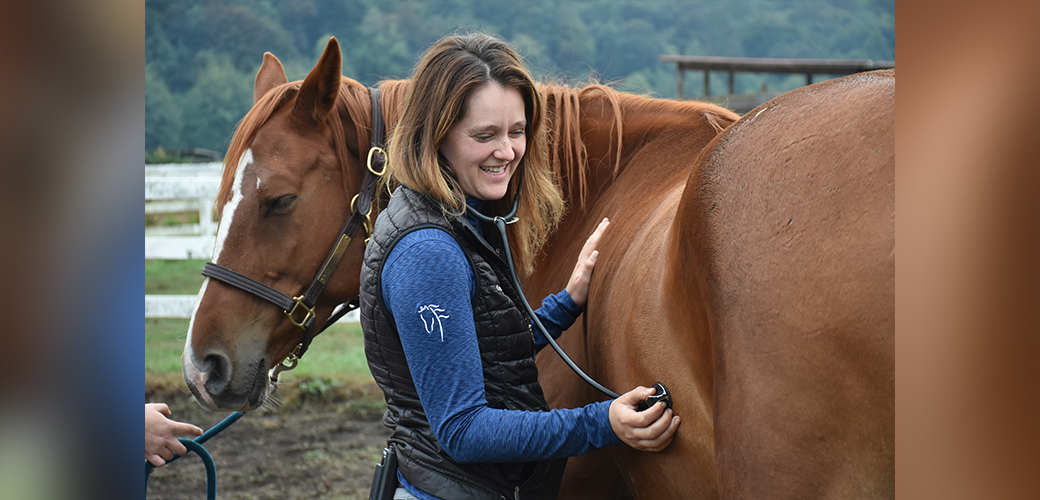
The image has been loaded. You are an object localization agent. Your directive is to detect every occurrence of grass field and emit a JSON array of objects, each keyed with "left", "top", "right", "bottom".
[
  {"left": 145, "top": 259, "right": 372, "bottom": 384},
  {"left": 145, "top": 259, "right": 207, "bottom": 294}
]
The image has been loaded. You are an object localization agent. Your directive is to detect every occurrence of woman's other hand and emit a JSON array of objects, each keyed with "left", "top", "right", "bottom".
[{"left": 566, "top": 218, "right": 609, "bottom": 308}]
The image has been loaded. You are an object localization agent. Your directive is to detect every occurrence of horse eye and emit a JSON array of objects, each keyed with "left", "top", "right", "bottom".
[{"left": 266, "top": 195, "right": 297, "bottom": 216}]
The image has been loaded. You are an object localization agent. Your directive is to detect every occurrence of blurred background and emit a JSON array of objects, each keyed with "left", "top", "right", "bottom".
[{"left": 145, "top": 0, "right": 895, "bottom": 160}]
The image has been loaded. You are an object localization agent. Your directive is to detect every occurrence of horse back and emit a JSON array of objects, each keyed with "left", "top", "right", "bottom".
[{"left": 681, "top": 70, "right": 895, "bottom": 499}]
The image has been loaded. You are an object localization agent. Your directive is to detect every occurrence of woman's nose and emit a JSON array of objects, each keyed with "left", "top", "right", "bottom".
[{"left": 493, "top": 137, "right": 516, "bottom": 161}]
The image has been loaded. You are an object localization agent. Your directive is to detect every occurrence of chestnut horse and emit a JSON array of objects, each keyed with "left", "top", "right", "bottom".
[
  {"left": 182, "top": 36, "right": 893, "bottom": 499},
  {"left": 529, "top": 69, "right": 895, "bottom": 499}
]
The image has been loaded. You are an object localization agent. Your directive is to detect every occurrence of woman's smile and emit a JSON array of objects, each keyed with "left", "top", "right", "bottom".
[{"left": 481, "top": 164, "right": 507, "bottom": 175}]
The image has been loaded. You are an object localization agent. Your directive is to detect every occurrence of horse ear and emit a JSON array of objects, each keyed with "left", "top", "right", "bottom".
[
  {"left": 292, "top": 37, "right": 341, "bottom": 125},
  {"left": 254, "top": 52, "right": 288, "bottom": 104}
]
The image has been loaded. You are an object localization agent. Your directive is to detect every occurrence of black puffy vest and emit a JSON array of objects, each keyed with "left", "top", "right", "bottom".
[{"left": 360, "top": 186, "right": 566, "bottom": 500}]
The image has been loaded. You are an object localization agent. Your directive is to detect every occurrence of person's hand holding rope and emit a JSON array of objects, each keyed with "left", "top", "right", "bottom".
[{"left": 145, "top": 403, "right": 203, "bottom": 467}]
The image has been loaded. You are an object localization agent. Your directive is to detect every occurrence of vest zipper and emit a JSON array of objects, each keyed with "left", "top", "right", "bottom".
[{"left": 515, "top": 485, "right": 521, "bottom": 500}]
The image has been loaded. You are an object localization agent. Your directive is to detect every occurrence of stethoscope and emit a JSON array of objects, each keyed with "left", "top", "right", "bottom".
[{"left": 464, "top": 181, "right": 671, "bottom": 411}]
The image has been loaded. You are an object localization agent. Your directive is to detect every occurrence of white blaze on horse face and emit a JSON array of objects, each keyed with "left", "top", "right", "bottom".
[
  {"left": 185, "top": 148, "right": 253, "bottom": 372},
  {"left": 212, "top": 148, "right": 252, "bottom": 265}
]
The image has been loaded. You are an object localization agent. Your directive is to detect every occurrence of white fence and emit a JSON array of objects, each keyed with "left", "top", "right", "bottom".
[
  {"left": 145, "top": 162, "right": 221, "bottom": 244},
  {"left": 145, "top": 163, "right": 219, "bottom": 319},
  {"left": 145, "top": 162, "right": 359, "bottom": 322}
]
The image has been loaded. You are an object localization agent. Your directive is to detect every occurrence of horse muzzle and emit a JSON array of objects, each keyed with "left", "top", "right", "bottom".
[{"left": 182, "top": 346, "right": 270, "bottom": 412}]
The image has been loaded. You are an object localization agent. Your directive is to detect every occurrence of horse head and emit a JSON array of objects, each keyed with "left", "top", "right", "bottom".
[{"left": 182, "top": 38, "right": 382, "bottom": 411}]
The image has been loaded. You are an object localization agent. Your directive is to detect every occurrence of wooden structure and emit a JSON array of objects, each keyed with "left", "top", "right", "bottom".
[{"left": 660, "top": 55, "right": 894, "bottom": 113}]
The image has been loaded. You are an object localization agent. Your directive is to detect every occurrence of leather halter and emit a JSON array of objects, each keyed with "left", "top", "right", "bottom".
[{"left": 201, "top": 87, "right": 387, "bottom": 381}]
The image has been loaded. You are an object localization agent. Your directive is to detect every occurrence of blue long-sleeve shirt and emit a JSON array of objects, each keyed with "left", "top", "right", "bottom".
[{"left": 380, "top": 204, "right": 621, "bottom": 499}]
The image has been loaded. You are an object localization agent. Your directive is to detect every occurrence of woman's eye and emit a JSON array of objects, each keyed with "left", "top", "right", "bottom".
[
  {"left": 475, "top": 134, "right": 493, "bottom": 141},
  {"left": 266, "top": 195, "right": 297, "bottom": 215},
  {"left": 509, "top": 129, "right": 525, "bottom": 137}
]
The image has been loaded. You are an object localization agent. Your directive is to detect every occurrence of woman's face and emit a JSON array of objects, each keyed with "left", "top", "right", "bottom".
[{"left": 439, "top": 82, "right": 527, "bottom": 201}]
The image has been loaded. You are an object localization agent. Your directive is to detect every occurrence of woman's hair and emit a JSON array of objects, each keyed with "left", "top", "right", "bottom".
[{"left": 387, "top": 32, "right": 564, "bottom": 277}]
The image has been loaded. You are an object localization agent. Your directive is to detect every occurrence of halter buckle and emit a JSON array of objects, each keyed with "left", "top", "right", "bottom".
[
  {"left": 367, "top": 147, "right": 388, "bottom": 176},
  {"left": 284, "top": 295, "right": 315, "bottom": 329}
]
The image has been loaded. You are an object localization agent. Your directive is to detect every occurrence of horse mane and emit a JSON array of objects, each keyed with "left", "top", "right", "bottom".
[
  {"left": 540, "top": 83, "right": 734, "bottom": 207},
  {"left": 218, "top": 77, "right": 734, "bottom": 214},
  {"left": 216, "top": 77, "right": 375, "bottom": 214},
  {"left": 539, "top": 84, "right": 619, "bottom": 208}
]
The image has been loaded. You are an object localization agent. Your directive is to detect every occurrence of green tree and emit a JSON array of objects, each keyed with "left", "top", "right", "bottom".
[
  {"left": 145, "top": 64, "right": 182, "bottom": 151},
  {"left": 144, "top": 0, "right": 897, "bottom": 140},
  {"left": 146, "top": 1, "right": 202, "bottom": 93},
  {"left": 393, "top": 1, "right": 477, "bottom": 58},
  {"left": 549, "top": 6, "right": 596, "bottom": 79},
  {"left": 348, "top": 6, "right": 414, "bottom": 84},
  {"left": 594, "top": 18, "right": 665, "bottom": 80},
  {"left": 511, "top": 33, "right": 550, "bottom": 76},
  {"left": 741, "top": 10, "right": 803, "bottom": 58},
  {"left": 203, "top": 3, "right": 299, "bottom": 73},
  {"left": 178, "top": 52, "right": 253, "bottom": 152}
]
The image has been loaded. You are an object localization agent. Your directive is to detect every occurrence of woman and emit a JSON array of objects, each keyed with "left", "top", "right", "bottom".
[{"left": 360, "top": 32, "right": 680, "bottom": 500}]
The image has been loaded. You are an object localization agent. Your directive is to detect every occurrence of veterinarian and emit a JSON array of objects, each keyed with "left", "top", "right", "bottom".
[{"left": 360, "top": 32, "right": 679, "bottom": 500}]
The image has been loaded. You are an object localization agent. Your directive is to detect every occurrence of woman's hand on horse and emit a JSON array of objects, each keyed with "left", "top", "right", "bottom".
[
  {"left": 566, "top": 218, "right": 610, "bottom": 308},
  {"left": 609, "top": 386, "right": 681, "bottom": 452}
]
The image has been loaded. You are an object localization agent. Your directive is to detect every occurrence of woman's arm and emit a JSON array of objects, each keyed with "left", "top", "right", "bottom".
[
  {"left": 530, "top": 290, "right": 582, "bottom": 350},
  {"left": 382, "top": 229, "right": 621, "bottom": 463}
]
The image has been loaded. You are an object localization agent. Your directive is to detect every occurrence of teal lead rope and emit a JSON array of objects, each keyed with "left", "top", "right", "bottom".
[{"left": 145, "top": 411, "right": 245, "bottom": 500}]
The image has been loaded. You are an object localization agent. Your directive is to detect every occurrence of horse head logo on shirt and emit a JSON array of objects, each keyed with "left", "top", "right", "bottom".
[{"left": 417, "top": 304, "right": 450, "bottom": 342}]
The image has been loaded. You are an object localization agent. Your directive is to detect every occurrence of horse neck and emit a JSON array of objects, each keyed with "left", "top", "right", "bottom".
[
  {"left": 539, "top": 86, "right": 736, "bottom": 313},
  {"left": 544, "top": 85, "right": 732, "bottom": 209}
]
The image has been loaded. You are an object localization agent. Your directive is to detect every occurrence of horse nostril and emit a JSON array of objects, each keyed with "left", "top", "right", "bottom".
[{"left": 203, "top": 352, "right": 232, "bottom": 395}]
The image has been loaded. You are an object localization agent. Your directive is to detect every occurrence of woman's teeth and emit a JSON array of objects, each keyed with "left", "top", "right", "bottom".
[{"left": 481, "top": 165, "right": 506, "bottom": 174}]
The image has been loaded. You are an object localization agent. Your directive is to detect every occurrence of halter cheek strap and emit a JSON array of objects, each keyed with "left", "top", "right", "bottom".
[{"left": 201, "top": 87, "right": 386, "bottom": 381}]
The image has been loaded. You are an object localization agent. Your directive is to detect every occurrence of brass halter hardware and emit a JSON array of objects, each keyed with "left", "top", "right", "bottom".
[
  {"left": 367, "top": 146, "right": 388, "bottom": 176},
  {"left": 271, "top": 344, "right": 302, "bottom": 382},
  {"left": 284, "top": 295, "right": 316, "bottom": 329},
  {"left": 350, "top": 194, "right": 375, "bottom": 242}
]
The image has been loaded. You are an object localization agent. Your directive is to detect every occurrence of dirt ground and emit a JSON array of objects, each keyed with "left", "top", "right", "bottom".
[{"left": 145, "top": 377, "right": 392, "bottom": 500}]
